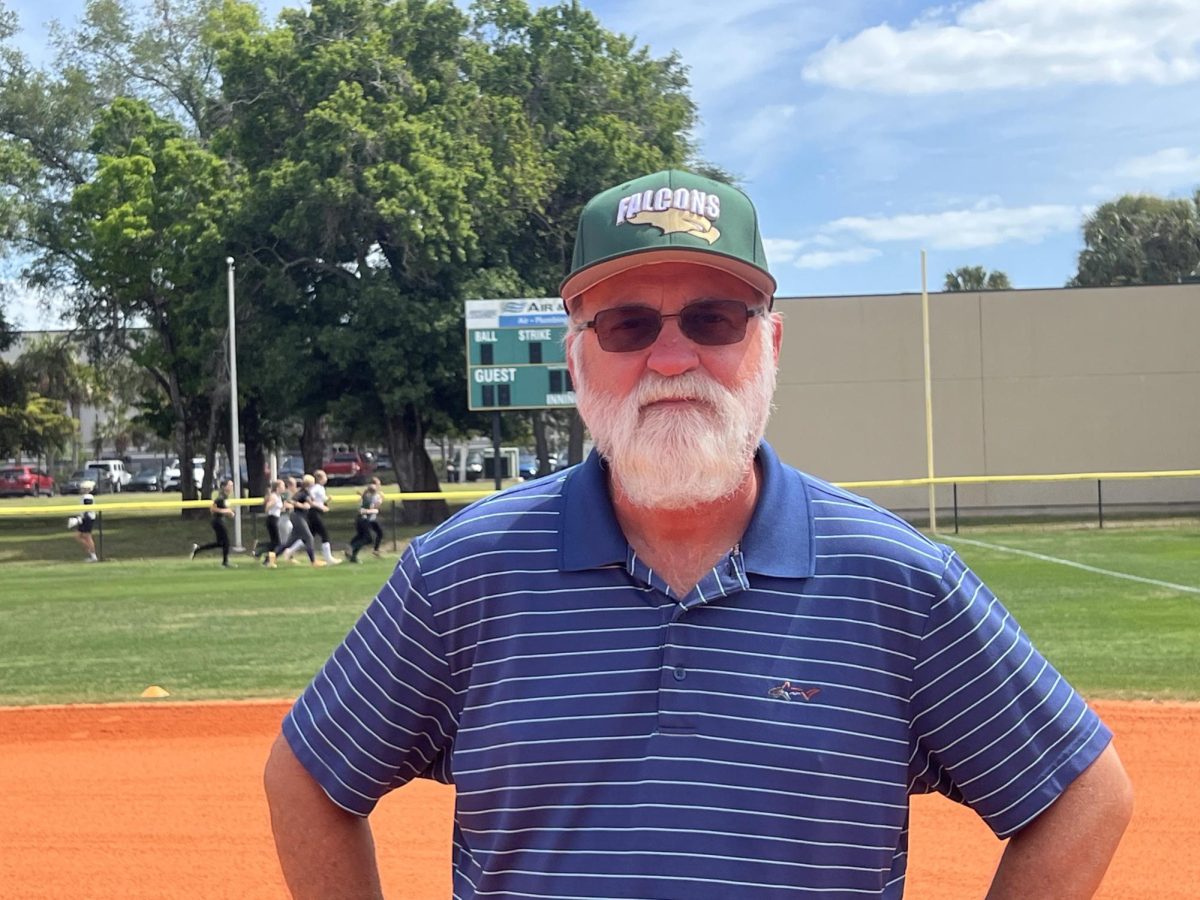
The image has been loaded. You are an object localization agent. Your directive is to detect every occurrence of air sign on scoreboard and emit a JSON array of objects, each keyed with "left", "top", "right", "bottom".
[{"left": 465, "top": 298, "right": 576, "bottom": 411}]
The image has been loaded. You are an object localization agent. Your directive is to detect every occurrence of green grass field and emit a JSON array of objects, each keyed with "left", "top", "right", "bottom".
[{"left": 1, "top": 500, "right": 1197, "bottom": 705}]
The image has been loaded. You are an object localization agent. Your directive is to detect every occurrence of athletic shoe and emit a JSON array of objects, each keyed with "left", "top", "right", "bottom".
[
  {"left": 189, "top": 543, "right": 198, "bottom": 560},
  {"left": 287, "top": 554, "right": 300, "bottom": 565},
  {"left": 312, "top": 559, "right": 327, "bottom": 568},
  {"left": 327, "top": 557, "right": 343, "bottom": 566},
  {"left": 222, "top": 562, "right": 236, "bottom": 569},
  {"left": 372, "top": 549, "right": 382, "bottom": 558}
]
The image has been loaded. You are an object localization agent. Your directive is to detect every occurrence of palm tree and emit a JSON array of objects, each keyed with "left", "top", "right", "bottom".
[
  {"left": 944, "top": 265, "right": 1012, "bottom": 291},
  {"left": 15, "top": 335, "right": 96, "bottom": 467}
]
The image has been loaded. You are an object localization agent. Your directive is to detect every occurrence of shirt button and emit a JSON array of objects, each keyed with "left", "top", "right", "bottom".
[{"left": 673, "top": 666, "right": 687, "bottom": 681}]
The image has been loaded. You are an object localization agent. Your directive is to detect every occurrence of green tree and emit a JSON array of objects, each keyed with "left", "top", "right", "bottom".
[
  {"left": 944, "top": 265, "right": 1012, "bottom": 291},
  {"left": 1071, "top": 192, "right": 1200, "bottom": 287},
  {"left": 14, "top": 334, "right": 94, "bottom": 465},
  {"left": 210, "top": 0, "right": 701, "bottom": 519},
  {"left": 0, "top": 348, "right": 28, "bottom": 458},
  {"left": 60, "top": 97, "right": 236, "bottom": 500},
  {"left": 0, "top": 353, "right": 74, "bottom": 463},
  {"left": 1, "top": 0, "right": 236, "bottom": 502},
  {"left": 22, "top": 393, "right": 76, "bottom": 463}
]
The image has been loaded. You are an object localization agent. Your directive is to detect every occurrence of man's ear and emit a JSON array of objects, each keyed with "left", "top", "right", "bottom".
[{"left": 770, "top": 310, "right": 783, "bottom": 363}]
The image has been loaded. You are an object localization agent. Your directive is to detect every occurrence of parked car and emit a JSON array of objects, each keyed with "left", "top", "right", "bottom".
[
  {"left": 0, "top": 465, "right": 56, "bottom": 497},
  {"left": 163, "top": 457, "right": 205, "bottom": 492},
  {"left": 322, "top": 450, "right": 373, "bottom": 485},
  {"left": 446, "top": 451, "right": 484, "bottom": 482},
  {"left": 518, "top": 453, "right": 539, "bottom": 480},
  {"left": 278, "top": 455, "right": 306, "bottom": 480},
  {"left": 84, "top": 459, "right": 132, "bottom": 493},
  {"left": 373, "top": 453, "right": 393, "bottom": 475},
  {"left": 61, "top": 468, "right": 113, "bottom": 495},
  {"left": 128, "top": 465, "right": 164, "bottom": 492}
]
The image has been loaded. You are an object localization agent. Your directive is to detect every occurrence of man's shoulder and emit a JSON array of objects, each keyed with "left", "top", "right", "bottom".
[
  {"left": 786, "top": 466, "right": 946, "bottom": 570},
  {"left": 413, "top": 471, "right": 571, "bottom": 565}
]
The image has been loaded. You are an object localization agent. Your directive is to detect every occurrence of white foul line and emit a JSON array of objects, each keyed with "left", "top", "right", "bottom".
[{"left": 946, "top": 536, "right": 1200, "bottom": 597}]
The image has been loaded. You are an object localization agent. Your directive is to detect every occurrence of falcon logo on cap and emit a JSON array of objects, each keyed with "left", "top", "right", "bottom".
[
  {"left": 616, "top": 186, "right": 722, "bottom": 245},
  {"left": 628, "top": 208, "right": 720, "bottom": 244}
]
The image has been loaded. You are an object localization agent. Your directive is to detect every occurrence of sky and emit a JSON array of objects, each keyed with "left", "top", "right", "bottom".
[{"left": 6, "top": 0, "right": 1200, "bottom": 329}]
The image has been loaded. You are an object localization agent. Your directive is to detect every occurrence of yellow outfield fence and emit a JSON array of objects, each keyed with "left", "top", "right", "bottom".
[
  {"left": 1, "top": 468, "right": 1197, "bottom": 523},
  {"left": 2, "top": 468, "right": 1200, "bottom": 525},
  {"left": 0, "top": 486, "right": 503, "bottom": 565},
  {"left": 0, "top": 489, "right": 495, "bottom": 516},
  {"left": 2, "top": 469, "right": 1197, "bottom": 564}
]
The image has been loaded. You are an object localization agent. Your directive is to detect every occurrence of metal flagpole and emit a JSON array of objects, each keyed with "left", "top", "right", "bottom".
[
  {"left": 920, "top": 250, "right": 937, "bottom": 532},
  {"left": 227, "top": 257, "right": 244, "bottom": 551}
]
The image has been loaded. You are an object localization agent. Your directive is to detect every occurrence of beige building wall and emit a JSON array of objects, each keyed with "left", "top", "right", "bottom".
[{"left": 768, "top": 283, "right": 1200, "bottom": 519}]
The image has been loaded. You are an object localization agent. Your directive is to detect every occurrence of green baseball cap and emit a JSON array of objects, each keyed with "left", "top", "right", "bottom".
[{"left": 560, "top": 169, "right": 776, "bottom": 307}]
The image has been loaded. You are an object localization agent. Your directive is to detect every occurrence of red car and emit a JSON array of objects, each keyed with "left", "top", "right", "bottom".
[
  {"left": 322, "top": 450, "right": 373, "bottom": 485},
  {"left": 0, "top": 465, "right": 56, "bottom": 497}
]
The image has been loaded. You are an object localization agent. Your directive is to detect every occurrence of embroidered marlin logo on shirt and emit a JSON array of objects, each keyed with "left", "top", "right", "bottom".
[{"left": 768, "top": 681, "right": 821, "bottom": 701}]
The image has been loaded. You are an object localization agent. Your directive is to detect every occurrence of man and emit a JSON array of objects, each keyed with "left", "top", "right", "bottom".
[{"left": 265, "top": 170, "right": 1132, "bottom": 898}]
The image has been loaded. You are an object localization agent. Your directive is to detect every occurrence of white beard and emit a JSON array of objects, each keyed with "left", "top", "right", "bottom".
[{"left": 572, "top": 328, "right": 777, "bottom": 510}]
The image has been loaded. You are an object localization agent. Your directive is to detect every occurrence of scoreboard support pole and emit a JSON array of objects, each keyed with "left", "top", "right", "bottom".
[{"left": 492, "top": 410, "right": 503, "bottom": 492}]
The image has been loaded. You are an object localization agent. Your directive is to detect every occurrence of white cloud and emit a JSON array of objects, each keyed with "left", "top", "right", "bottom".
[
  {"left": 803, "top": 0, "right": 1200, "bottom": 94},
  {"left": 614, "top": 1, "right": 828, "bottom": 104},
  {"left": 1115, "top": 147, "right": 1200, "bottom": 182},
  {"left": 764, "top": 238, "right": 880, "bottom": 270},
  {"left": 793, "top": 247, "right": 883, "bottom": 270},
  {"left": 824, "top": 201, "right": 1082, "bottom": 249}
]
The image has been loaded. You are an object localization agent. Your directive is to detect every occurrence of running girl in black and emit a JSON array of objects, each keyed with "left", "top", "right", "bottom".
[
  {"left": 346, "top": 479, "right": 382, "bottom": 563},
  {"left": 367, "top": 476, "right": 385, "bottom": 556},
  {"left": 261, "top": 479, "right": 284, "bottom": 568},
  {"left": 307, "top": 469, "right": 341, "bottom": 565},
  {"left": 190, "top": 479, "right": 236, "bottom": 567},
  {"left": 282, "top": 475, "right": 320, "bottom": 566}
]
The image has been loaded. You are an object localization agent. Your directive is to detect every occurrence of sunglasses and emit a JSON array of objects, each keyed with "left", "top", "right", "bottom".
[{"left": 583, "top": 299, "right": 767, "bottom": 353}]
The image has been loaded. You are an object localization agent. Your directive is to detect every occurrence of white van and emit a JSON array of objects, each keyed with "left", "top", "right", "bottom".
[{"left": 85, "top": 459, "right": 132, "bottom": 492}]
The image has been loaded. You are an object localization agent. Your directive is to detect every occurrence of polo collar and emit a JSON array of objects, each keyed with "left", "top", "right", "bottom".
[
  {"left": 561, "top": 450, "right": 626, "bottom": 571},
  {"left": 560, "top": 440, "right": 815, "bottom": 579},
  {"left": 741, "top": 441, "right": 815, "bottom": 579}
]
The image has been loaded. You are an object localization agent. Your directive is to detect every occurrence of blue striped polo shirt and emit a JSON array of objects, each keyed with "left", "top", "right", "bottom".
[{"left": 283, "top": 441, "right": 1111, "bottom": 898}]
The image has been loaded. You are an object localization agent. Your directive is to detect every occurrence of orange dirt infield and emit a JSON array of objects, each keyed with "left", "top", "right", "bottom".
[{"left": 1, "top": 699, "right": 1196, "bottom": 899}]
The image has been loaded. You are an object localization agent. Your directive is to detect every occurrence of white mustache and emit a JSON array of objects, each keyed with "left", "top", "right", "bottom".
[{"left": 635, "top": 373, "right": 727, "bottom": 408}]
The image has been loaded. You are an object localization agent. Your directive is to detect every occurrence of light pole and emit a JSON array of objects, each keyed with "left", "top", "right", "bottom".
[{"left": 226, "top": 256, "right": 244, "bottom": 551}]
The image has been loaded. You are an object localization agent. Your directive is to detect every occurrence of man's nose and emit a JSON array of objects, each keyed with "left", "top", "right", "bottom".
[{"left": 645, "top": 316, "right": 700, "bottom": 376}]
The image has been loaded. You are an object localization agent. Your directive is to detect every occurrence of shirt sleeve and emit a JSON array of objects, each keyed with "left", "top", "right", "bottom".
[
  {"left": 907, "top": 548, "right": 1112, "bottom": 838},
  {"left": 282, "top": 543, "right": 459, "bottom": 816}
]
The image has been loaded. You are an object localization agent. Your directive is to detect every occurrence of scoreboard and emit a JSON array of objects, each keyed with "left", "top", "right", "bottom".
[{"left": 464, "top": 298, "right": 576, "bottom": 411}]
